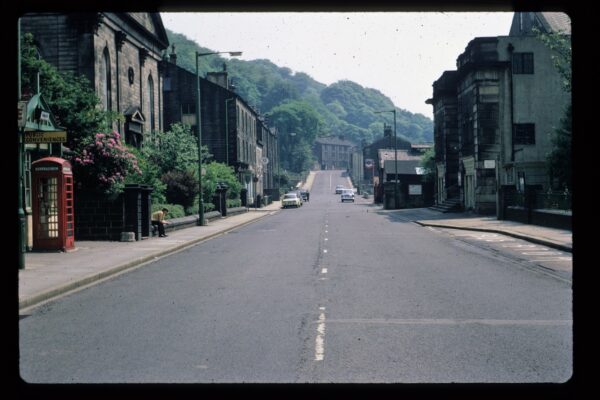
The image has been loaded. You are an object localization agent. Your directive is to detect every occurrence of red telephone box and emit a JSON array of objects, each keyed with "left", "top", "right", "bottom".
[{"left": 31, "top": 157, "right": 75, "bottom": 251}]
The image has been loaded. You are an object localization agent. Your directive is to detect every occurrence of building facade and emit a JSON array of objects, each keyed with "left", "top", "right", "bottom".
[
  {"left": 427, "top": 12, "right": 571, "bottom": 215},
  {"left": 314, "top": 136, "right": 357, "bottom": 170},
  {"left": 162, "top": 54, "right": 277, "bottom": 205},
  {"left": 20, "top": 12, "right": 169, "bottom": 246},
  {"left": 21, "top": 12, "right": 169, "bottom": 148}
]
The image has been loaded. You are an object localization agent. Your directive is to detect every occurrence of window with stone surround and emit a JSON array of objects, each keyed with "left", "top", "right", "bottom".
[
  {"left": 513, "top": 123, "right": 536, "bottom": 145},
  {"left": 512, "top": 52, "right": 534, "bottom": 74}
]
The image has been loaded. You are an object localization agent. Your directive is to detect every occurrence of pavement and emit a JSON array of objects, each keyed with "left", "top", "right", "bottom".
[{"left": 19, "top": 171, "right": 572, "bottom": 311}]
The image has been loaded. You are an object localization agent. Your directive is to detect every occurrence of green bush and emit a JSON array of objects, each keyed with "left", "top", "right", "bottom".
[
  {"left": 125, "top": 147, "right": 166, "bottom": 204},
  {"left": 152, "top": 203, "right": 185, "bottom": 219},
  {"left": 227, "top": 198, "right": 242, "bottom": 208},
  {"left": 162, "top": 169, "right": 200, "bottom": 211}
]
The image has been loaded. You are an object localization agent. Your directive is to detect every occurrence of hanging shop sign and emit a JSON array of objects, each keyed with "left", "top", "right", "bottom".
[{"left": 24, "top": 130, "right": 68, "bottom": 144}]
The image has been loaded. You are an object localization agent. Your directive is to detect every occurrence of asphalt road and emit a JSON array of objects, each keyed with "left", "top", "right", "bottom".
[{"left": 19, "top": 170, "right": 572, "bottom": 383}]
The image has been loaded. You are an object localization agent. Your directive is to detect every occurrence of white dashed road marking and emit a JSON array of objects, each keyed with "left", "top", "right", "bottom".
[{"left": 315, "top": 307, "right": 326, "bottom": 361}]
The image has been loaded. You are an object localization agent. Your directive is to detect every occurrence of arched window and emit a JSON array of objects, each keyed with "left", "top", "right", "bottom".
[
  {"left": 148, "top": 74, "right": 155, "bottom": 131},
  {"left": 102, "top": 48, "right": 112, "bottom": 111}
]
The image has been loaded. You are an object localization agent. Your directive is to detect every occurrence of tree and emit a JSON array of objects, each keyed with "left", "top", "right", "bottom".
[
  {"left": 266, "top": 100, "right": 324, "bottom": 173},
  {"left": 546, "top": 104, "right": 572, "bottom": 190},
  {"left": 162, "top": 169, "right": 200, "bottom": 212},
  {"left": 537, "top": 28, "right": 572, "bottom": 190},
  {"left": 419, "top": 147, "right": 436, "bottom": 183},
  {"left": 203, "top": 161, "right": 242, "bottom": 203},
  {"left": 536, "top": 28, "right": 571, "bottom": 93},
  {"left": 146, "top": 123, "right": 203, "bottom": 176}
]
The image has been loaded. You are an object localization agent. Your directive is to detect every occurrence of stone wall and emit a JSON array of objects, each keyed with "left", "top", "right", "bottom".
[{"left": 75, "top": 192, "right": 125, "bottom": 241}]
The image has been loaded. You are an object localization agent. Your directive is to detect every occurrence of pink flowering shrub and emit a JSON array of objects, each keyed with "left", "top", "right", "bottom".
[{"left": 72, "top": 131, "right": 141, "bottom": 196}]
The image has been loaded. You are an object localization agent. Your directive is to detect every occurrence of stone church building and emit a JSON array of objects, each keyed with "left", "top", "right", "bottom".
[{"left": 20, "top": 12, "right": 169, "bottom": 148}]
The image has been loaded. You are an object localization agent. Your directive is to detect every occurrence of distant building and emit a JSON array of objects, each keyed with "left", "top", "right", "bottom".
[
  {"left": 427, "top": 12, "right": 571, "bottom": 215},
  {"left": 314, "top": 135, "right": 357, "bottom": 170}
]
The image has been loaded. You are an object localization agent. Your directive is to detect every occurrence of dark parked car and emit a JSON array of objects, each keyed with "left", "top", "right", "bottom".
[{"left": 299, "top": 190, "right": 309, "bottom": 201}]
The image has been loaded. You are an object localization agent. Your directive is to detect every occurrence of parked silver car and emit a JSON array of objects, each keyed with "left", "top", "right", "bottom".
[{"left": 340, "top": 189, "right": 355, "bottom": 203}]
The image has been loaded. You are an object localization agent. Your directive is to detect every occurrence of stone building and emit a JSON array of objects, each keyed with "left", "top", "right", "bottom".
[
  {"left": 362, "top": 125, "right": 412, "bottom": 184},
  {"left": 162, "top": 53, "right": 277, "bottom": 205},
  {"left": 427, "top": 12, "right": 571, "bottom": 215},
  {"left": 21, "top": 12, "right": 169, "bottom": 148},
  {"left": 20, "top": 12, "right": 169, "bottom": 242},
  {"left": 314, "top": 135, "right": 357, "bottom": 170}
]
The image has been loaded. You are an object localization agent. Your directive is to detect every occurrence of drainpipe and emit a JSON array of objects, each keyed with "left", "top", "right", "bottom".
[
  {"left": 507, "top": 43, "right": 515, "bottom": 162},
  {"left": 115, "top": 35, "right": 121, "bottom": 134},
  {"left": 225, "top": 98, "right": 235, "bottom": 165},
  {"left": 18, "top": 18, "right": 26, "bottom": 269}
]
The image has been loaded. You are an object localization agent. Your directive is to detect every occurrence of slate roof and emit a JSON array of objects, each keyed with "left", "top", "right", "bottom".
[
  {"left": 378, "top": 149, "right": 422, "bottom": 167},
  {"left": 509, "top": 12, "right": 571, "bottom": 36},
  {"left": 315, "top": 136, "right": 356, "bottom": 147},
  {"left": 540, "top": 12, "right": 571, "bottom": 34},
  {"left": 383, "top": 159, "right": 424, "bottom": 175}
]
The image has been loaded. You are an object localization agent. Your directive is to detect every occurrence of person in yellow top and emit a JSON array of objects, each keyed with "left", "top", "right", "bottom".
[{"left": 151, "top": 208, "right": 170, "bottom": 237}]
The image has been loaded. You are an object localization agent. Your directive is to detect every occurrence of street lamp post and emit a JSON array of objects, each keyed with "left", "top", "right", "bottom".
[
  {"left": 196, "top": 50, "right": 242, "bottom": 226},
  {"left": 375, "top": 109, "right": 398, "bottom": 209},
  {"left": 277, "top": 131, "right": 296, "bottom": 194}
]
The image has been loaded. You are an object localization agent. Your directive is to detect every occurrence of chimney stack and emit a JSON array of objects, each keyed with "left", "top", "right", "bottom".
[{"left": 169, "top": 43, "right": 177, "bottom": 65}]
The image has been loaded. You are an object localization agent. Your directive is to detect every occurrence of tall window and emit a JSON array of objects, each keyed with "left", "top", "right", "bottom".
[
  {"left": 513, "top": 123, "right": 536, "bottom": 145},
  {"left": 102, "top": 48, "right": 112, "bottom": 111},
  {"left": 512, "top": 52, "right": 534, "bottom": 74},
  {"left": 148, "top": 74, "right": 155, "bottom": 131}
]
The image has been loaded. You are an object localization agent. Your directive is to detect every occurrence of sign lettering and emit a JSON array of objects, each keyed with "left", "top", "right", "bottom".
[{"left": 24, "top": 131, "right": 67, "bottom": 144}]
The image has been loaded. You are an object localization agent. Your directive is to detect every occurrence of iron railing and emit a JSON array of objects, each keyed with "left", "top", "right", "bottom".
[{"left": 505, "top": 190, "right": 571, "bottom": 211}]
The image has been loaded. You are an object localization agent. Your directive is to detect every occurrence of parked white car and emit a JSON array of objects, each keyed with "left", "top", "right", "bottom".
[
  {"left": 340, "top": 189, "right": 355, "bottom": 203},
  {"left": 282, "top": 193, "right": 302, "bottom": 208}
]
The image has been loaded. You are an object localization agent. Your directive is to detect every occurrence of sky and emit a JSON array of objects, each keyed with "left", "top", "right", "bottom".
[{"left": 161, "top": 12, "right": 515, "bottom": 119}]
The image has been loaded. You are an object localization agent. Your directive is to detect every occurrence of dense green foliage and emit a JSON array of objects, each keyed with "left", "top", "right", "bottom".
[
  {"left": 162, "top": 169, "right": 200, "bottom": 212},
  {"left": 419, "top": 147, "right": 436, "bottom": 182},
  {"left": 21, "top": 33, "right": 122, "bottom": 151},
  {"left": 546, "top": 104, "right": 571, "bottom": 190},
  {"left": 203, "top": 161, "right": 243, "bottom": 202},
  {"left": 265, "top": 100, "right": 324, "bottom": 172},
  {"left": 536, "top": 29, "right": 571, "bottom": 190},
  {"left": 166, "top": 30, "right": 433, "bottom": 162}
]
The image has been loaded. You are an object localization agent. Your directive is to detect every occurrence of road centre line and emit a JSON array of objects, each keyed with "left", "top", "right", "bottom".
[
  {"left": 315, "top": 307, "right": 326, "bottom": 361},
  {"left": 522, "top": 251, "right": 563, "bottom": 256},
  {"left": 319, "top": 318, "right": 572, "bottom": 327}
]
